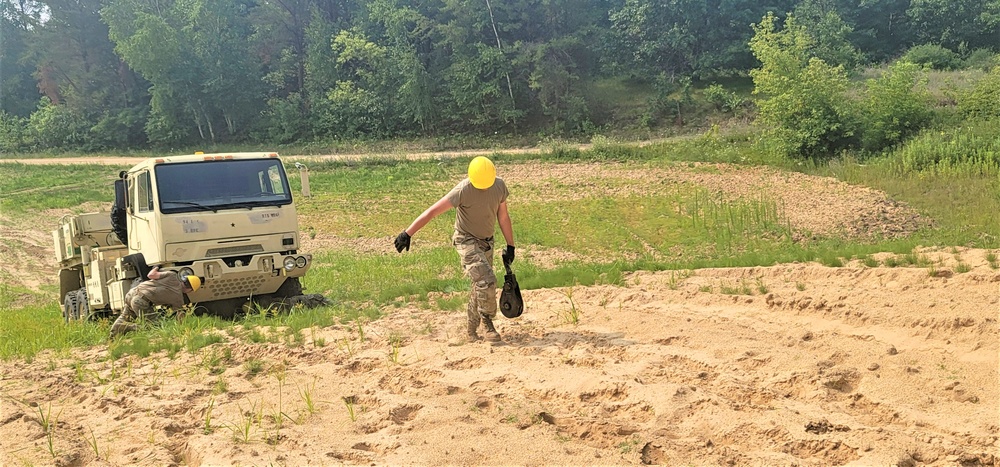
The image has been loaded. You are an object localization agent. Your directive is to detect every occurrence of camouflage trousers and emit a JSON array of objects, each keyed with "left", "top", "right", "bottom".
[
  {"left": 109, "top": 288, "right": 160, "bottom": 338},
  {"left": 453, "top": 232, "right": 497, "bottom": 329}
]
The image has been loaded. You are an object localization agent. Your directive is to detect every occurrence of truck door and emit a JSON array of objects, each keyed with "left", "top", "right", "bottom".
[{"left": 129, "top": 170, "right": 155, "bottom": 252}]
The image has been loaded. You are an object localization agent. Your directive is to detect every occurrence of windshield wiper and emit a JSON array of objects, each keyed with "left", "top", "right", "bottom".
[
  {"left": 163, "top": 201, "right": 216, "bottom": 212},
  {"left": 226, "top": 202, "right": 260, "bottom": 210}
]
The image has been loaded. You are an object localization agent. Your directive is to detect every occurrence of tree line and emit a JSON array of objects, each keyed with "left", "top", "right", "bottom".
[{"left": 1, "top": 0, "right": 998, "bottom": 152}]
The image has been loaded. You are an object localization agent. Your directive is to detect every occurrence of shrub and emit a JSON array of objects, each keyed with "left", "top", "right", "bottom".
[
  {"left": 902, "top": 44, "right": 961, "bottom": 70},
  {"left": 957, "top": 67, "right": 1000, "bottom": 118},
  {"left": 704, "top": 84, "right": 746, "bottom": 113},
  {"left": 88, "top": 108, "right": 148, "bottom": 150},
  {"left": 964, "top": 49, "right": 999, "bottom": 71},
  {"left": 0, "top": 112, "right": 32, "bottom": 153},
  {"left": 27, "top": 98, "right": 90, "bottom": 150},
  {"left": 258, "top": 93, "right": 307, "bottom": 143},
  {"left": 750, "top": 13, "right": 857, "bottom": 159},
  {"left": 860, "top": 61, "right": 933, "bottom": 152},
  {"left": 888, "top": 119, "right": 1000, "bottom": 175}
]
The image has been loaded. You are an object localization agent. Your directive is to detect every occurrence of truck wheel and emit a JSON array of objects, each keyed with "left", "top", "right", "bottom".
[
  {"left": 76, "top": 289, "right": 90, "bottom": 321},
  {"left": 275, "top": 277, "right": 303, "bottom": 298},
  {"left": 63, "top": 291, "right": 80, "bottom": 322},
  {"left": 201, "top": 297, "right": 246, "bottom": 319}
]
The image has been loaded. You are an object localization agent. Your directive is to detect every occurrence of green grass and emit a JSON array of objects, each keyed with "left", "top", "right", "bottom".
[
  {"left": 0, "top": 286, "right": 107, "bottom": 362},
  {"left": 0, "top": 163, "right": 127, "bottom": 213},
  {"left": 3, "top": 124, "right": 1000, "bottom": 361},
  {"left": 824, "top": 130, "right": 1000, "bottom": 247}
]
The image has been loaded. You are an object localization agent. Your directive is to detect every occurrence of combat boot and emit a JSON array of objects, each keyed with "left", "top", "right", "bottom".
[
  {"left": 481, "top": 315, "right": 501, "bottom": 342},
  {"left": 467, "top": 308, "right": 481, "bottom": 341},
  {"left": 109, "top": 321, "right": 137, "bottom": 338}
]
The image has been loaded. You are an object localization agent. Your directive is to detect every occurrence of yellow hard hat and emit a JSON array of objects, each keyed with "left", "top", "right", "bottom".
[
  {"left": 468, "top": 156, "right": 496, "bottom": 189},
  {"left": 185, "top": 275, "right": 202, "bottom": 292}
]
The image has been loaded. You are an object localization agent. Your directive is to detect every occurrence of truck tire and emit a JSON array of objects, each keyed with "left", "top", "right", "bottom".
[
  {"left": 76, "top": 288, "right": 90, "bottom": 321},
  {"left": 201, "top": 297, "right": 247, "bottom": 320},
  {"left": 275, "top": 277, "right": 303, "bottom": 298},
  {"left": 63, "top": 291, "right": 80, "bottom": 322},
  {"left": 122, "top": 253, "right": 150, "bottom": 283},
  {"left": 63, "top": 288, "right": 91, "bottom": 322}
]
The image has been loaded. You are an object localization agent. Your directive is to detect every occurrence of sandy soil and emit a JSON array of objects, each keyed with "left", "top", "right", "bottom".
[{"left": 1, "top": 159, "right": 998, "bottom": 466}]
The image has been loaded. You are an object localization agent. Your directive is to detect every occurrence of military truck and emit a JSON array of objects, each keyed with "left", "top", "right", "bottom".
[{"left": 53, "top": 152, "right": 316, "bottom": 321}]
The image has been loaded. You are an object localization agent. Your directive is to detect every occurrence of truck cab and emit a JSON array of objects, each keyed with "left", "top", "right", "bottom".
[{"left": 56, "top": 152, "right": 313, "bottom": 320}]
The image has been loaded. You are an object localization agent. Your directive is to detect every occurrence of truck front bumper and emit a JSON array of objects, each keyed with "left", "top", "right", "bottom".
[{"left": 178, "top": 253, "right": 312, "bottom": 302}]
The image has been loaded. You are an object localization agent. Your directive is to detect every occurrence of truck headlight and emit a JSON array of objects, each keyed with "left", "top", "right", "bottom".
[
  {"left": 179, "top": 267, "right": 194, "bottom": 279},
  {"left": 283, "top": 257, "right": 297, "bottom": 271},
  {"left": 295, "top": 256, "right": 308, "bottom": 268}
]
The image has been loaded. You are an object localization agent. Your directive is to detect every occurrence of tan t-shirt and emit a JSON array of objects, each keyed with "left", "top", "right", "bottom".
[
  {"left": 136, "top": 270, "right": 185, "bottom": 309},
  {"left": 445, "top": 177, "right": 509, "bottom": 240}
]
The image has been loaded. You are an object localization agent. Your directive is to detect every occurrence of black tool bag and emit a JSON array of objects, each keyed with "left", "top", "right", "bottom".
[{"left": 499, "top": 258, "right": 523, "bottom": 318}]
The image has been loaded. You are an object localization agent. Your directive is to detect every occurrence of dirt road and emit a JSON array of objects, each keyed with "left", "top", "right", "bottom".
[{"left": 0, "top": 145, "right": 575, "bottom": 166}]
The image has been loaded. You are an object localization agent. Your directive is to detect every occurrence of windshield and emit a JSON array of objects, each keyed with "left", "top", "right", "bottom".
[{"left": 156, "top": 159, "right": 292, "bottom": 214}]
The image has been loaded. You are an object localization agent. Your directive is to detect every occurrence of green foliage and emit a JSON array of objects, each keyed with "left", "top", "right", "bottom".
[
  {"left": 14, "top": 0, "right": 147, "bottom": 151},
  {"left": 957, "top": 67, "right": 1000, "bottom": 118},
  {"left": 704, "top": 84, "right": 746, "bottom": 113},
  {"left": 528, "top": 37, "right": 592, "bottom": 134},
  {"left": 882, "top": 119, "right": 1000, "bottom": 176},
  {"left": 103, "top": 0, "right": 266, "bottom": 145},
  {"left": 750, "top": 13, "right": 856, "bottom": 159},
  {"left": 792, "top": 0, "right": 863, "bottom": 68},
  {"left": 906, "top": 2, "right": 997, "bottom": 52},
  {"left": 0, "top": 286, "right": 107, "bottom": 362},
  {"left": 325, "top": 80, "right": 389, "bottom": 137},
  {"left": 901, "top": 44, "right": 961, "bottom": 70},
  {"left": 310, "top": 248, "right": 465, "bottom": 305},
  {"left": 258, "top": 94, "right": 308, "bottom": 144},
  {"left": 605, "top": 0, "right": 788, "bottom": 78},
  {"left": 828, "top": 151, "right": 1000, "bottom": 248},
  {"left": 859, "top": 61, "right": 934, "bottom": 152},
  {"left": 643, "top": 75, "right": 694, "bottom": 128},
  {"left": 443, "top": 43, "right": 523, "bottom": 130},
  {"left": 186, "top": 332, "right": 224, "bottom": 352},
  {"left": 22, "top": 101, "right": 144, "bottom": 151},
  {"left": 0, "top": 3, "right": 40, "bottom": 118},
  {"left": 88, "top": 108, "right": 148, "bottom": 149},
  {"left": 3, "top": 0, "right": 1000, "bottom": 153},
  {"left": 28, "top": 98, "right": 89, "bottom": 149},
  {"left": 0, "top": 112, "right": 32, "bottom": 152},
  {"left": 964, "top": 49, "right": 1000, "bottom": 71}
]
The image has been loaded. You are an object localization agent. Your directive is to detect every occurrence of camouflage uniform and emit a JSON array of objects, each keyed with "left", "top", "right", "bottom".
[
  {"left": 454, "top": 232, "right": 497, "bottom": 335},
  {"left": 445, "top": 178, "right": 509, "bottom": 341},
  {"left": 110, "top": 270, "right": 185, "bottom": 338}
]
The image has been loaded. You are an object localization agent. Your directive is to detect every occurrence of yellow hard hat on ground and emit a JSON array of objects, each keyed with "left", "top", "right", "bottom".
[
  {"left": 185, "top": 275, "right": 202, "bottom": 292},
  {"left": 468, "top": 156, "right": 496, "bottom": 189}
]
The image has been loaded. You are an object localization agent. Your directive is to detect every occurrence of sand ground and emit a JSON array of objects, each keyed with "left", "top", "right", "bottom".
[{"left": 0, "top": 159, "right": 997, "bottom": 466}]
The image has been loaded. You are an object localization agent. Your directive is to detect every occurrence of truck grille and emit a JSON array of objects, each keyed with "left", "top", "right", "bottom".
[
  {"left": 205, "top": 245, "right": 264, "bottom": 257},
  {"left": 207, "top": 276, "right": 268, "bottom": 297}
]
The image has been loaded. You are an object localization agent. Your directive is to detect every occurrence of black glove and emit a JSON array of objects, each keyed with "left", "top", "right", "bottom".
[
  {"left": 394, "top": 231, "right": 411, "bottom": 252},
  {"left": 502, "top": 245, "right": 515, "bottom": 264}
]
